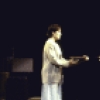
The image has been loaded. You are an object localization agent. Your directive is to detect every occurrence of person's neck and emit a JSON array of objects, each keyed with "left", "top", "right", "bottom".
[{"left": 50, "top": 37, "right": 56, "bottom": 42}]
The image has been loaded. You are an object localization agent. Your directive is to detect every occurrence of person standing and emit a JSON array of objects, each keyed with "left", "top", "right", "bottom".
[{"left": 41, "top": 24, "right": 78, "bottom": 100}]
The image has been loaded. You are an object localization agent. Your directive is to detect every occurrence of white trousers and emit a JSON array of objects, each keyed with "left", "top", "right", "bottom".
[{"left": 41, "top": 83, "right": 62, "bottom": 100}]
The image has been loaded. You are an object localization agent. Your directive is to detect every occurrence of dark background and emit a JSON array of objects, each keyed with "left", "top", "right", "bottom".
[{"left": 0, "top": 1, "right": 100, "bottom": 100}]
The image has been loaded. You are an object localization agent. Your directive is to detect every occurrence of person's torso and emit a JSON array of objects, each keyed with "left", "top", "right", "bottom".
[{"left": 41, "top": 38, "right": 63, "bottom": 83}]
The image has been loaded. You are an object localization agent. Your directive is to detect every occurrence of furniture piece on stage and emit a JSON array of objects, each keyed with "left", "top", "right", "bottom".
[
  {"left": 6, "top": 76, "right": 29, "bottom": 100},
  {"left": 28, "top": 97, "right": 41, "bottom": 100}
]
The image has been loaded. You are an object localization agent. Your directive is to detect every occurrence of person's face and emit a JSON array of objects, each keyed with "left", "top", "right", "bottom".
[{"left": 52, "top": 29, "right": 62, "bottom": 40}]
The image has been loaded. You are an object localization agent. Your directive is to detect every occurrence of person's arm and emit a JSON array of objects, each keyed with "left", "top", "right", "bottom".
[
  {"left": 58, "top": 57, "right": 79, "bottom": 68},
  {"left": 47, "top": 45, "right": 70, "bottom": 67}
]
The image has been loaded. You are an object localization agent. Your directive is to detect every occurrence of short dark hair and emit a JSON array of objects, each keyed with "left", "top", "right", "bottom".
[{"left": 46, "top": 24, "right": 61, "bottom": 37}]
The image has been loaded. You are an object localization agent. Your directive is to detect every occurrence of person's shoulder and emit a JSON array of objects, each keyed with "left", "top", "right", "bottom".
[
  {"left": 44, "top": 39, "right": 55, "bottom": 49},
  {"left": 45, "top": 39, "right": 53, "bottom": 45}
]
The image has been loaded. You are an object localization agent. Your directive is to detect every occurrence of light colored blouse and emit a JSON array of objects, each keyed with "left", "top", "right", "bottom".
[{"left": 41, "top": 38, "right": 70, "bottom": 84}]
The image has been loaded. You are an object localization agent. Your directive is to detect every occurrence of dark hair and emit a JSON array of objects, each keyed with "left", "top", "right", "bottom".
[{"left": 46, "top": 24, "right": 61, "bottom": 37}]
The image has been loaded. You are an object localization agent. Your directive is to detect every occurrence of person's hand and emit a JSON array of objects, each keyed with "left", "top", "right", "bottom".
[
  {"left": 69, "top": 58, "right": 79, "bottom": 65},
  {"left": 83, "top": 55, "right": 89, "bottom": 61}
]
